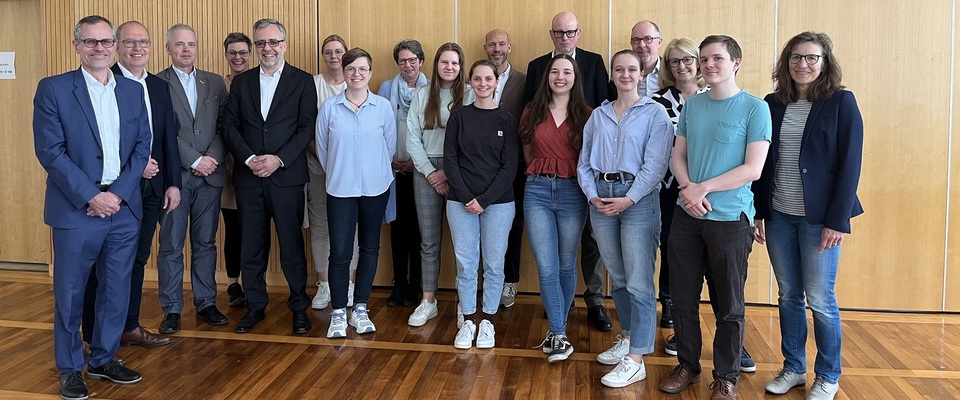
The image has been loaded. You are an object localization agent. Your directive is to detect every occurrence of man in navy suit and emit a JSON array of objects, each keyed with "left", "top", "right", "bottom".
[
  {"left": 224, "top": 18, "right": 318, "bottom": 335},
  {"left": 522, "top": 11, "right": 612, "bottom": 332},
  {"left": 33, "top": 15, "right": 149, "bottom": 400},
  {"left": 81, "top": 20, "right": 181, "bottom": 350}
]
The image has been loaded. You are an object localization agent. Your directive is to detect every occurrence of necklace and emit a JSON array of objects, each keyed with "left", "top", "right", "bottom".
[{"left": 347, "top": 92, "right": 368, "bottom": 109}]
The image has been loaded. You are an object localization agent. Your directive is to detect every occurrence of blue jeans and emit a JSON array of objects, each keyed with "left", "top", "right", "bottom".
[
  {"left": 766, "top": 209, "right": 842, "bottom": 383},
  {"left": 524, "top": 175, "right": 586, "bottom": 336},
  {"left": 446, "top": 200, "right": 515, "bottom": 315},
  {"left": 590, "top": 181, "right": 659, "bottom": 355},
  {"left": 327, "top": 190, "right": 390, "bottom": 310}
]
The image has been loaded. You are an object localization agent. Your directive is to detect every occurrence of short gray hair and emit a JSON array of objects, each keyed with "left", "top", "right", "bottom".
[
  {"left": 74, "top": 15, "right": 114, "bottom": 41},
  {"left": 253, "top": 18, "right": 286, "bottom": 40},
  {"left": 166, "top": 23, "right": 197, "bottom": 44}
]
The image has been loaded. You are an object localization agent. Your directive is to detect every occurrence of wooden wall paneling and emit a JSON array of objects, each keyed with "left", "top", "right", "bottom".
[
  {"left": 778, "top": 0, "right": 952, "bottom": 311},
  {"left": 945, "top": 1, "right": 960, "bottom": 311},
  {"left": 0, "top": 0, "right": 49, "bottom": 266},
  {"left": 609, "top": 0, "right": 778, "bottom": 304}
]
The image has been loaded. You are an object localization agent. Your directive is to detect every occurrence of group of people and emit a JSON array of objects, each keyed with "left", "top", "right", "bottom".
[{"left": 34, "top": 10, "right": 862, "bottom": 400}]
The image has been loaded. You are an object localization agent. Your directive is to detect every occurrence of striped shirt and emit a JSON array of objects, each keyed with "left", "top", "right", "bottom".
[{"left": 772, "top": 101, "right": 812, "bottom": 216}]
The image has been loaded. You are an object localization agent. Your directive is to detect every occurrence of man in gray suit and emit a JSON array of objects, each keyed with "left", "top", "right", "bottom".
[{"left": 156, "top": 23, "right": 229, "bottom": 334}]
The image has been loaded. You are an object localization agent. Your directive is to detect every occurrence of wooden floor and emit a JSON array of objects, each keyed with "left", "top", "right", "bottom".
[{"left": 2, "top": 271, "right": 960, "bottom": 399}]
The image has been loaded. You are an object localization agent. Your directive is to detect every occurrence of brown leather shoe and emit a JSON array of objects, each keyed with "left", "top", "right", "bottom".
[
  {"left": 121, "top": 325, "right": 173, "bottom": 347},
  {"left": 709, "top": 379, "right": 739, "bottom": 400},
  {"left": 659, "top": 365, "right": 700, "bottom": 393}
]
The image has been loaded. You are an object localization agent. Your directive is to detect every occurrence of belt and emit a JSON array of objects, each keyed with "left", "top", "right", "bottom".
[
  {"left": 536, "top": 173, "right": 559, "bottom": 179},
  {"left": 598, "top": 172, "right": 635, "bottom": 182},
  {"left": 98, "top": 184, "right": 111, "bottom": 192}
]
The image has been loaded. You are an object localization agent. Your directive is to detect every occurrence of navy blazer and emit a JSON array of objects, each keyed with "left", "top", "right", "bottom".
[
  {"left": 111, "top": 64, "right": 182, "bottom": 197},
  {"left": 524, "top": 48, "right": 608, "bottom": 108},
  {"left": 33, "top": 68, "right": 152, "bottom": 228},
  {"left": 224, "top": 63, "right": 318, "bottom": 188},
  {"left": 753, "top": 90, "right": 864, "bottom": 233}
]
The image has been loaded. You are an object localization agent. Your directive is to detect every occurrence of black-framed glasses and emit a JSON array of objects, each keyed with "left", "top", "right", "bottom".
[
  {"left": 79, "top": 38, "right": 116, "bottom": 48},
  {"left": 254, "top": 39, "right": 285, "bottom": 48},
  {"left": 120, "top": 39, "right": 151, "bottom": 48},
  {"left": 668, "top": 56, "right": 696, "bottom": 67},
  {"left": 226, "top": 50, "right": 251, "bottom": 57},
  {"left": 397, "top": 57, "right": 419, "bottom": 66},
  {"left": 551, "top": 29, "right": 579, "bottom": 38},
  {"left": 630, "top": 36, "right": 661, "bottom": 45},
  {"left": 789, "top": 53, "right": 822, "bottom": 64}
]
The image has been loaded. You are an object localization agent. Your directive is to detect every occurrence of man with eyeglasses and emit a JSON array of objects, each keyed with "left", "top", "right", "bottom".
[
  {"left": 80, "top": 20, "right": 181, "bottom": 353},
  {"left": 523, "top": 11, "right": 613, "bottom": 333},
  {"left": 224, "top": 18, "right": 318, "bottom": 335},
  {"left": 34, "top": 15, "right": 151, "bottom": 399},
  {"left": 631, "top": 20, "right": 663, "bottom": 97},
  {"left": 155, "top": 23, "right": 230, "bottom": 336}
]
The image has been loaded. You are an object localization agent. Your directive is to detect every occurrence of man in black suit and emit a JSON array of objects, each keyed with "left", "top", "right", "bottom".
[
  {"left": 523, "top": 11, "right": 612, "bottom": 332},
  {"left": 224, "top": 18, "right": 318, "bottom": 335},
  {"left": 81, "top": 20, "right": 180, "bottom": 350}
]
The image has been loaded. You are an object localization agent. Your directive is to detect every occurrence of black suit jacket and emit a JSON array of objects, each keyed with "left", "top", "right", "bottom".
[
  {"left": 524, "top": 48, "right": 609, "bottom": 108},
  {"left": 111, "top": 64, "right": 182, "bottom": 197},
  {"left": 224, "top": 63, "right": 318, "bottom": 188}
]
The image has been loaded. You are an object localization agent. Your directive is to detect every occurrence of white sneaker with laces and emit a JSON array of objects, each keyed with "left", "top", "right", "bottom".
[
  {"left": 600, "top": 356, "right": 646, "bottom": 388},
  {"left": 456, "top": 302, "right": 464, "bottom": 329},
  {"left": 327, "top": 309, "right": 347, "bottom": 338},
  {"left": 500, "top": 283, "right": 517, "bottom": 308},
  {"left": 312, "top": 281, "right": 330, "bottom": 310},
  {"left": 347, "top": 281, "right": 355, "bottom": 308},
  {"left": 765, "top": 369, "right": 805, "bottom": 394},
  {"left": 454, "top": 320, "right": 476, "bottom": 349},
  {"left": 349, "top": 305, "right": 376, "bottom": 334},
  {"left": 407, "top": 299, "right": 439, "bottom": 327},
  {"left": 807, "top": 376, "right": 839, "bottom": 400},
  {"left": 597, "top": 335, "right": 630, "bottom": 365},
  {"left": 476, "top": 319, "right": 496, "bottom": 349}
]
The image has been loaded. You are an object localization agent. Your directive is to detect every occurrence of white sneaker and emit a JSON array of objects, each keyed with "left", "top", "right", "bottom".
[
  {"left": 327, "top": 309, "right": 346, "bottom": 338},
  {"left": 600, "top": 356, "right": 646, "bottom": 388},
  {"left": 407, "top": 299, "right": 439, "bottom": 327},
  {"left": 597, "top": 335, "right": 630, "bottom": 365},
  {"left": 476, "top": 319, "right": 496, "bottom": 349},
  {"left": 347, "top": 281, "right": 355, "bottom": 307},
  {"left": 500, "top": 283, "right": 517, "bottom": 308},
  {"left": 312, "top": 281, "right": 330, "bottom": 310},
  {"left": 349, "top": 305, "right": 376, "bottom": 334},
  {"left": 456, "top": 302, "right": 464, "bottom": 329},
  {"left": 765, "top": 369, "right": 805, "bottom": 394},
  {"left": 807, "top": 376, "right": 839, "bottom": 400},
  {"left": 454, "top": 320, "right": 476, "bottom": 349}
]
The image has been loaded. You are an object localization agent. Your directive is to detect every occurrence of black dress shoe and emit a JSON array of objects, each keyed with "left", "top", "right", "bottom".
[
  {"left": 588, "top": 305, "right": 613, "bottom": 332},
  {"left": 292, "top": 311, "right": 311, "bottom": 334},
  {"left": 660, "top": 301, "right": 674, "bottom": 328},
  {"left": 227, "top": 283, "right": 247, "bottom": 307},
  {"left": 60, "top": 371, "right": 88, "bottom": 400},
  {"left": 402, "top": 284, "right": 420, "bottom": 307},
  {"left": 158, "top": 313, "right": 180, "bottom": 334},
  {"left": 234, "top": 309, "right": 265, "bottom": 333},
  {"left": 386, "top": 285, "right": 403, "bottom": 307},
  {"left": 87, "top": 360, "right": 142, "bottom": 384},
  {"left": 197, "top": 306, "right": 229, "bottom": 326}
]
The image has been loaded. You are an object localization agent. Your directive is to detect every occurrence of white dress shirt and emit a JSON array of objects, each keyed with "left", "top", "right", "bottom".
[
  {"left": 81, "top": 67, "right": 121, "bottom": 185},
  {"left": 117, "top": 63, "right": 154, "bottom": 148}
]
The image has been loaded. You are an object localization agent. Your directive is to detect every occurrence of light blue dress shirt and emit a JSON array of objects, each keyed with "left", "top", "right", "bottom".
[
  {"left": 316, "top": 91, "right": 397, "bottom": 197},
  {"left": 172, "top": 66, "right": 197, "bottom": 117}
]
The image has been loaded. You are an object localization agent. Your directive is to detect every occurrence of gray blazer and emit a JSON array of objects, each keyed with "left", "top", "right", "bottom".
[{"left": 158, "top": 66, "right": 228, "bottom": 187}]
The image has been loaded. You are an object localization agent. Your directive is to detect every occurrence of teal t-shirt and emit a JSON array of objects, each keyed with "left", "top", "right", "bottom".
[{"left": 676, "top": 90, "right": 772, "bottom": 223}]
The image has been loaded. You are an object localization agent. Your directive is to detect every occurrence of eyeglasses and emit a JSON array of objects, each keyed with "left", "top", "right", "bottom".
[
  {"left": 120, "top": 39, "right": 151, "bottom": 48},
  {"left": 226, "top": 50, "right": 251, "bottom": 57},
  {"left": 789, "top": 53, "right": 822, "bottom": 65},
  {"left": 254, "top": 39, "right": 285, "bottom": 48},
  {"left": 668, "top": 56, "right": 696, "bottom": 67},
  {"left": 79, "top": 38, "right": 117, "bottom": 48},
  {"left": 551, "top": 29, "right": 579, "bottom": 38},
  {"left": 323, "top": 49, "right": 345, "bottom": 57},
  {"left": 345, "top": 66, "right": 370, "bottom": 75},
  {"left": 630, "top": 36, "right": 661, "bottom": 45},
  {"left": 397, "top": 57, "right": 420, "bottom": 66}
]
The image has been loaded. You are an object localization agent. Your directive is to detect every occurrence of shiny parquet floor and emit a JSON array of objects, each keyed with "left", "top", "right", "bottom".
[{"left": 2, "top": 271, "right": 960, "bottom": 399}]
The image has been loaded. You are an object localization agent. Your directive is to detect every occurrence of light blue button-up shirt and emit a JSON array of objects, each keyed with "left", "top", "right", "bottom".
[
  {"left": 172, "top": 66, "right": 197, "bottom": 117},
  {"left": 578, "top": 97, "right": 673, "bottom": 203},
  {"left": 81, "top": 67, "right": 121, "bottom": 185},
  {"left": 316, "top": 91, "right": 397, "bottom": 198}
]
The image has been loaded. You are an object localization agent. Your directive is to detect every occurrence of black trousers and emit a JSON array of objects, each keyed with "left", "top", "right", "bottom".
[
  {"left": 236, "top": 180, "right": 309, "bottom": 313},
  {"left": 667, "top": 208, "right": 753, "bottom": 383},
  {"left": 83, "top": 179, "right": 161, "bottom": 340},
  {"left": 221, "top": 208, "right": 242, "bottom": 279},
  {"left": 390, "top": 172, "right": 422, "bottom": 293}
]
